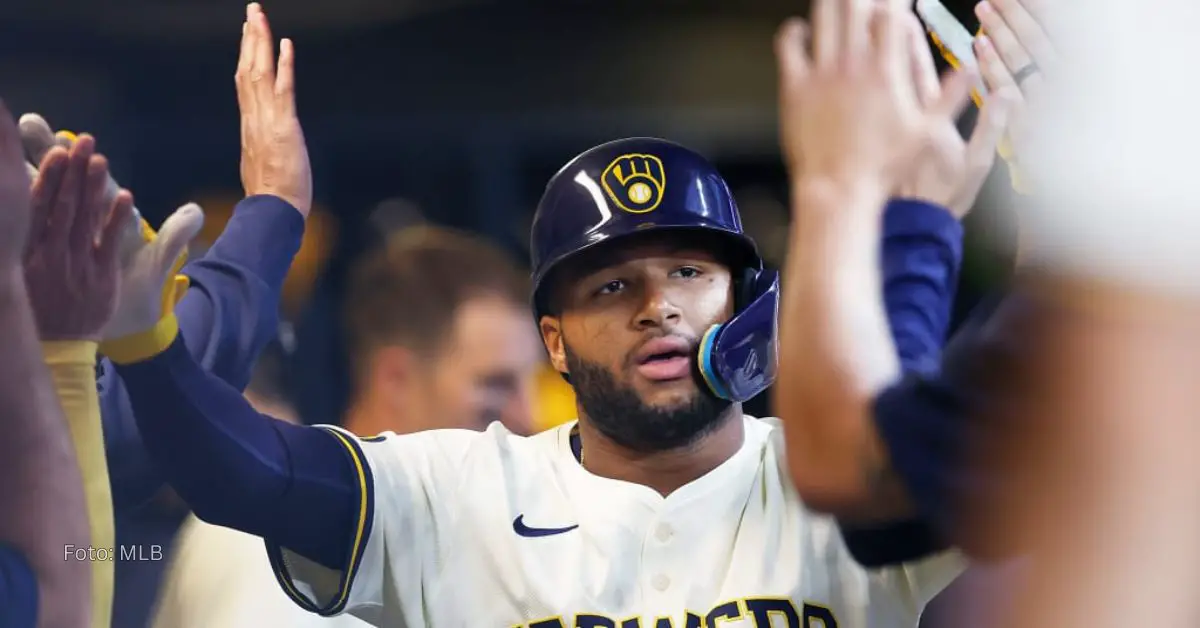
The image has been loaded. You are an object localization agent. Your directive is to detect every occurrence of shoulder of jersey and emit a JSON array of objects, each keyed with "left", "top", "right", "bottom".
[
  {"left": 497, "top": 420, "right": 575, "bottom": 458},
  {"left": 457, "top": 420, "right": 572, "bottom": 463}
]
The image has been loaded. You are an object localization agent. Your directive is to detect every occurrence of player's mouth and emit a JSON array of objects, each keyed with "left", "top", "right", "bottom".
[{"left": 634, "top": 336, "right": 694, "bottom": 381}]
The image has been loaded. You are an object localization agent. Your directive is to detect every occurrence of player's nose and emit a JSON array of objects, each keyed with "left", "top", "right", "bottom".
[{"left": 634, "top": 284, "right": 682, "bottom": 331}]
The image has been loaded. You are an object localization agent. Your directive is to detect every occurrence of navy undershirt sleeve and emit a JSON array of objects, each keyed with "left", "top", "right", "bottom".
[
  {"left": 871, "top": 293, "right": 1028, "bottom": 562},
  {"left": 101, "top": 195, "right": 305, "bottom": 513},
  {"left": 114, "top": 336, "right": 357, "bottom": 570},
  {"left": 838, "top": 199, "right": 965, "bottom": 566}
]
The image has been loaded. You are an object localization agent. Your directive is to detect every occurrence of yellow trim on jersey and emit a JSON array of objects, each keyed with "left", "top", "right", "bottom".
[
  {"left": 267, "top": 426, "right": 373, "bottom": 616},
  {"left": 101, "top": 314, "right": 180, "bottom": 364},
  {"left": 42, "top": 340, "right": 113, "bottom": 628}
]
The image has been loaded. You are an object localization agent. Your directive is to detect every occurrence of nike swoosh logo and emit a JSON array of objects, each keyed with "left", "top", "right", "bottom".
[{"left": 512, "top": 515, "right": 579, "bottom": 538}]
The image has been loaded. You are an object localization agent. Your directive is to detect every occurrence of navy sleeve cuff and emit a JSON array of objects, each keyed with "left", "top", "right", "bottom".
[{"left": 198, "top": 195, "right": 305, "bottom": 290}]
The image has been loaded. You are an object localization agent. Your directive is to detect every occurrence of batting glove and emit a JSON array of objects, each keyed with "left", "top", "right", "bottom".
[{"left": 19, "top": 114, "right": 205, "bottom": 360}]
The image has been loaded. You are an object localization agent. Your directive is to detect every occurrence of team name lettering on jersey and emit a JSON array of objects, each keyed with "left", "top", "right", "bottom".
[{"left": 516, "top": 598, "right": 838, "bottom": 628}]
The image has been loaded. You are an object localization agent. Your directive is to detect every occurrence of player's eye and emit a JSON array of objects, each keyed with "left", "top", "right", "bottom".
[
  {"left": 671, "top": 266, "right": 702, "bottom": 279},
  {"left": 594, "top": 279, "right": 625, "bottom": 296}
]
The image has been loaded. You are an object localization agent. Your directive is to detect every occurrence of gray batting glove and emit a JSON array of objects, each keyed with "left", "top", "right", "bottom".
[
  {"left": 20, "top": 113, "right": 148, "bottom": 261},
  {"left": 16, "top": 113, "right": 205, "bottom": 346}
]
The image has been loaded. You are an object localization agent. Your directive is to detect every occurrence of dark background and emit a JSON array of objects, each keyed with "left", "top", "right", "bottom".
[{"left": 0, "top": 0, "right": 1014, "bottom": 423}]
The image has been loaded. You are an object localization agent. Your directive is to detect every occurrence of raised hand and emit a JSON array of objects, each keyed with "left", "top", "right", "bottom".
[
  {"left": 896, "top": 15, "right": 1014, "bottom": 217},
  {"left": 973, "top": 0, "right": 1059, "bottom": 165},
  {"left": 776, "top": 0, "right": 975, "bottom": 202},
  {"left": 236, "top": 2, "right": 312, "bottom": 217},
  {"left": 20, "top": 114, "right": 146, "bottom": 258},
  {"left": 15, "top": 112, "right": 206, "bottom": 345},
  {"left": 0, "top": 101, "right": 32, "bottom": 270},
  {"left": 23, "top": 136, "right": 132, "bottom": 340}
]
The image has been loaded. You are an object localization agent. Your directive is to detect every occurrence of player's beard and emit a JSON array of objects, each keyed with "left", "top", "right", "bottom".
[{"left": 564, "top": 343, "right": 732, "bottom": 453}]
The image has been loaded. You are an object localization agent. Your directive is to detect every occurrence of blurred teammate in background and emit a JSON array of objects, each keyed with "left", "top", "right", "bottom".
[
  {"left": 979, "top": 0, "right": 1200, "bottom": 624},
  {"left": 916, "top": 0, "right": 1042, "bottom": 625},
  {"left": 341, "top": 225, "right": 539, "bottom": 436},
  {"left": 788, "top": 0, "right": 1200, "bottom": 625},
  {"left": 13, "top": 0, "right": 313, "bottom": 619},
  {"left": 0, "top": 99, "right": 93, "bottom": 628},
  {"left": 23, "top": 133, "right": 134, "bottom": 628}
]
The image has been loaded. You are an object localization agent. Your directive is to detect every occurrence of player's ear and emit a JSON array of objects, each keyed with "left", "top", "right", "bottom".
[
  {"left": 372, "top": 345, "right": 417, "bottom": 395},
  {"left": 539, "top": 315, "right": 568, "bottom": 376}
]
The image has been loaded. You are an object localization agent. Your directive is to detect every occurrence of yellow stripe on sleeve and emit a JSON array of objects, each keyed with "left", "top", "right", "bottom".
[{"left": 265, "top": 426, "right": 375, "bottom": 616}]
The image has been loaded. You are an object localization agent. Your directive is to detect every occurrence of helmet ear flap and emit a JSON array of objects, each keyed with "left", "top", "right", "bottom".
[
  {"left": 736, "top": 266, "right": 760, "bottom": 312},
  {"left": 699, "top": 269, "right": 780, "bottom": 402}
]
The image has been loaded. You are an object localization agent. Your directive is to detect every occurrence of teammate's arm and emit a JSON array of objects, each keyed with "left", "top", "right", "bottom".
[
  {"left": 777, "top": 178, "right": 910, "bottom": 517},
  {"left": 818, "top": 197, "right": 969, "bottom": 529},
  {"left": 0, "top": 106, "right": 98, "bottom": 628},
  {"left": 826, "top": 195, "right": 965, "bottom": 566},
  {"left": 112, "top": 333, "right": 359, "bottom": 570},
  {"left": 0, "top": 277, "right": 92, "bottom": 628},
  {"left": 771, "top": 3, "right": 978, "bottom": 523},
  {"left": 66, "top": 0, "right": 306, "bottom": 516},
  {"left": 21, "top": 114, "right": 306, "bottom": 513},
  {"left": 879, "top": 199, "right": 963, "bottom": 377},
  {"left": 104, "top": 4, "right": 354, "bottom": 573},
  {"left": 98, "top": 194, "right": 305, "bottom": 512}
]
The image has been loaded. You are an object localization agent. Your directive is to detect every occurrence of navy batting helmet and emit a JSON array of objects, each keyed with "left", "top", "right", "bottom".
[{"left": 529, "top": 137, "right": 779, "bottom": 403}]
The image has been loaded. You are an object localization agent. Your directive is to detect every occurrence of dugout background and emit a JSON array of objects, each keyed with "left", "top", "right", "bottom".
[{"left": 0, "top": 0, "right": 1014, "bottom": 424}]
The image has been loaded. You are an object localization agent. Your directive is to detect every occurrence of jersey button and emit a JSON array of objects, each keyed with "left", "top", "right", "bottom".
[
  {"left": 651, "top": 574, "right": 670, "bottom": 591},
  {"left": 654, "top": 523, "right": 673, "bottom": 542}
]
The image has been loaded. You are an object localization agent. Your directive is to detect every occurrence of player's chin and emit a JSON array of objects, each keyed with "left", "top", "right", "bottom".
[{"left": 635, "top": 378, "right": 700, "bottom": 408}]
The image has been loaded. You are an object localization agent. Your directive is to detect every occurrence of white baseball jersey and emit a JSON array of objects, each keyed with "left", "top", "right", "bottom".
[
  {"left": 152, "top": 515, "right": 369, "bottom": 628},
  {"left": 267, "top": 416, "right": 964, "bottom": 627}
]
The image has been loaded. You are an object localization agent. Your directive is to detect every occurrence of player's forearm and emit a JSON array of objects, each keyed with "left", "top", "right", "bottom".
[
  {"left": 112, "top": 332, "right": 356, "bottom": 569},
  {"left": 0, "top": 272, "right": 91, "bottom": 628},
  {"left": 881, "top": 199, "right": 963, "bottom": 372},
  {"left": 177, "top": 195, "right": 304, "bottom": 388},
  {"left": 101, "top": 195, "right": 305, "bottom": 513},
  {"left": 777, "top": 179, "right": 900, "bottom": 514},
  {"left": 42, "top": 341, "right": 114, "bottom": 628}
]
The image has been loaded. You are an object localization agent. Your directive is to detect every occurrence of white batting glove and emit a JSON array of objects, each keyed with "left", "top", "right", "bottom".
[
  {"left": 99, "top": 203, "right": 203, "bottom": 345},
  {"left": 18, "top": 113, "right": 206, "bottom": 360}
]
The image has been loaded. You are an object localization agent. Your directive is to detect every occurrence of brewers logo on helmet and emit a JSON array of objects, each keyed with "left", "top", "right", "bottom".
[
  {"left": 530, "top": 137, "right": 780, "bottom": 403},
  {"left": 600, "top": 153, "right": 666, "bottom": 214}
]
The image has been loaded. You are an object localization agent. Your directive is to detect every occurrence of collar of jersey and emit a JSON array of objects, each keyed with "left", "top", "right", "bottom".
[{"left": 558, "top": 416, "right": 768, "bottom": 515}]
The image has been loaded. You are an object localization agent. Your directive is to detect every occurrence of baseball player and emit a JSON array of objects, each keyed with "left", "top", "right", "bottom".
[
  {"left": 11, "top": 1, "right": 313, "bottom": 622},
  {"left": 104, "top": 1, "right": 999, "bottom": 626},
  {"left": 0, "top": 99, "right": 92, "bottom": 628}
]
